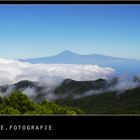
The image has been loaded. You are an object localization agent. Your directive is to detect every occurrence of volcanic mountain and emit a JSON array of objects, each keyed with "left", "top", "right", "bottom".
[{"left": 19, "top": 50, "right": 140, "bottom": 75}]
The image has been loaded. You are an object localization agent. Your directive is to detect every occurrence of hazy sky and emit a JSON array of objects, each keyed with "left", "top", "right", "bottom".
[{"left": 0, "top": 4, "right": 140, "bottom": 59}]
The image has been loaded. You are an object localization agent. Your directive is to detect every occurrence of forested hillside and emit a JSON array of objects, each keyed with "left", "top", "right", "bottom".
[
  {"left": 0, "top": 91, "right": 83, "bottom": 115},
  {"left": 56, "top": 87, "right": 140, "bottom": 114}
]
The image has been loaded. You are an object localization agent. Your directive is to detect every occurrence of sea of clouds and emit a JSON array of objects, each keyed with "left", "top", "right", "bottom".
[
  {"left": 0, "top": 58, "right": 115, "bottom": 86},
  {"left": 0, "top": 58, "right": 116, "bottom": 100},
  {"left": 1, "top": 58, "right": 140, "bottom": 100}
]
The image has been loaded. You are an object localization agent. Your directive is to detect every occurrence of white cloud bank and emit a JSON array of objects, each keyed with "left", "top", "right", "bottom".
[
  {"left": 0, "top": 58, "right": 115, "bottom": 86},
  {"left": 0, "top": 58, "right": 140, "bottom": 101}
]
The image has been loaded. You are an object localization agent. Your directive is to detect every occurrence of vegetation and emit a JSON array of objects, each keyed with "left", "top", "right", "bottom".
[
  {"left": 1, "top": 78, "right": 140, "bottom": 115},
  {"left": 55, "top": 87, "right": 140, "bottom": 114},
  {"left": 0, "top": 91, "right": 84, "bottom": 115},
  {"left": 55, "top": 78, "right": 107, "bottom": 95}
]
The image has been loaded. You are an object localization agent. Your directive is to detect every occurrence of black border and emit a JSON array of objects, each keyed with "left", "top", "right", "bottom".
[
  {"left": 0, "top": 1, "right": 140, "bottom": 139},
  {"left": 0, "top": 1, "right": 139, "bottom": 4},
  {"left": 0, "top": 116, "right": 140, "bottom": 139}
]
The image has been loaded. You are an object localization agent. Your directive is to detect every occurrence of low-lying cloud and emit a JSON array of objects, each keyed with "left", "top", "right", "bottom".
[
  {"left": 0, "top": 58, "right": 115, "bottom": 101},
  {"left": 0, "top": 58, "right": 140, "bottom": 101},
  {"left": 74, "top": 77, "right": 140, "bottom": 99},
  {"left": 0, "top": 58, "right": 115, "bottom": 86}
]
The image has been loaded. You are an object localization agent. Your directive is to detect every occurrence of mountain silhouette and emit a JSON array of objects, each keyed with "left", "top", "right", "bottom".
[
  {"left": 20, "top": 50, "right": 134, "bottom": 64},
  {"left": 20, "top": 50, "right": 140, "bottom": 75}
]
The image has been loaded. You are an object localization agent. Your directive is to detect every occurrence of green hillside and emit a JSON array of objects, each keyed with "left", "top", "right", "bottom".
[
  {"left": 55, "top": 87, "right": 140, "bottom": 114},
  {"left": 55, "top": 78, "right": 108, "bottom": 95},
  {"left": 1, "top": 78, "right": 140, "bottom": 115},
  {"left": 0, "top": 91, "right": 83, "bottom": 115}
]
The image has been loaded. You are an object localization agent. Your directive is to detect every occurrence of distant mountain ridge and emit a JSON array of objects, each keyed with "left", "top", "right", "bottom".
[
  {"left": 19, "top": 50, "right": 140, "bottom": 75},
  {"left": 0, "top": 79, "right": 110, "bottom": 102},
  {"left": 20, "top": 50, "right": 136, "bottom": 64}
]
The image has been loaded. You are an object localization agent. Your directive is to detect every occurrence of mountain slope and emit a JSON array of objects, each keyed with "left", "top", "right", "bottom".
[
  {"left": 55, "top": 87, "right": 140, "bottom": 114},
  {"left": 1, "top": 78, "right": 140, "bottom": 114},
  {"left": 55, "top": 78, "right": 108, "bottom": 96},
  {"left": 0, "top": 91, "right": 83, "bottom": 115},
  {"left": 0, "top": 79, "right": 110, "bottom": 102}
]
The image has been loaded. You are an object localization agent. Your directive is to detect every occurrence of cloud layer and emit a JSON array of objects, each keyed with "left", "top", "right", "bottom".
[
  {"left": 0, "top": 58, "right": 115, "bottom": 86},
  {"left": 0, "top": 58, "right": 140, "bottom": 101}
]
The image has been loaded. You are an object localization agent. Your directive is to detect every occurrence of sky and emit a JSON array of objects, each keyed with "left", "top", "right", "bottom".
[{"left": 0, "top": 4, "right": 140, "bottom": 59}]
